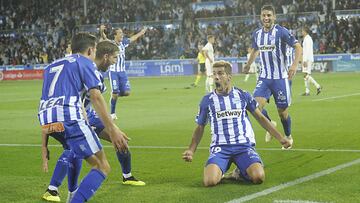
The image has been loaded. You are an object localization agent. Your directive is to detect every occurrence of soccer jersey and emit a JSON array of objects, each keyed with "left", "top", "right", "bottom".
[
  {"left": 38, "top": 54, "right": 102, "bottom": 125},
  {"left": 109, "top": 38, "right": 130, "bottom": 72},
  {"left": 202, "top": 42, "right": 214, "bottom": 63},
  {"left": 83, "top": 71, "right": 106, "bottom": 113},
  {"left": 286, "top": 45, "right": 294, "bottom": 68},
  {"left": 252, "top": 24, "right": 298, "bottom": 79},
  {"left": 302, "top": 34, "right": 314, "bottom": 62},
  {"left": 196, "top": 87, "right": 258, "bottom": 147}
]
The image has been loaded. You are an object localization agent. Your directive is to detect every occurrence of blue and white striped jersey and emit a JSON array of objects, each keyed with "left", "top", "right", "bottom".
[
  {"left": 252, "top": 24, "right": 298, "bottom": 79},
  {"left": 83, "top": 70, "right": 106, "bottom": 114},
  {"left": 286, "top": 45, "right": 294, "bottom": 68},
  {"left": 38, "top": 54, "right": 102, "bottom": 125},
  {"left": 109, "top": 38, "right": 130, "bottom": 72},
  {"left": 196, "top": 87, "right": 258, "bottom": 147}
]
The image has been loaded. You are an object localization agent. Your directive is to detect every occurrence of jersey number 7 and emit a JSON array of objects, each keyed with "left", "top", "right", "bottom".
[{"left": 48, "top": 65, "right": 64, "bottom": 97}]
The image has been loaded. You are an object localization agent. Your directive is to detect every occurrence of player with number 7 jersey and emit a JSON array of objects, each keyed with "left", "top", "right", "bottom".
[{"left": 38, "top": 55, "right": 102, "bottom": 129}]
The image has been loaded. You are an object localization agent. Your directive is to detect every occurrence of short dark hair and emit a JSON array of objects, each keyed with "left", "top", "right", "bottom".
[
  {"left": 207, "top": 35, "right": 215, "bottom": 40},
  {"left": 213, "top": 60, "right": 232, "bottom": 75},
  {"left": 96, "top": 40, "right": 119, "bottom": 59},
  {"left": 71, "top": 33, "right": 97, "bottom": 54},
  {"left": 261, "top": 5, "right": 276, "bottom": 15}
]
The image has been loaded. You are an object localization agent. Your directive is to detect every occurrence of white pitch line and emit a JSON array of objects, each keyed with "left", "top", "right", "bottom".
[
  {"left": 312, "top": 92, "right": 360, "bottom": 102},
  {"left": 273, "top": 200, "right": 329, "bottom": 203},
  {"left": 0, "top": 144, "right": 360, "bottom": 153},
  {"left": 226, "top": 158, "right": 360, "bottom": 203}
]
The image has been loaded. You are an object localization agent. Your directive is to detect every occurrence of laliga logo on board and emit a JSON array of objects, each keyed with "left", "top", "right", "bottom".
[{"left": 160, "top": 64, "right": 184, "bottom": 74}]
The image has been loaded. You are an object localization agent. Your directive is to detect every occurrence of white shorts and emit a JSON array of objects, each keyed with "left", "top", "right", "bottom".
[
  {"left": 205, "top": 59, "right": 213, "bottom": 77},
  {"left": 302, "top": 61, "right": 312, "bottom": 74}
]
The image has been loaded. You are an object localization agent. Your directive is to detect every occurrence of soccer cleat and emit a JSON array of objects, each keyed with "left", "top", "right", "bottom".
[
  {"left": 42, "top": 189, "right": 61, "bottom": 202},
  {"left": 122, "top": 176, "right": 146, "bottom": 186},
  {"left": 281, "top": 135, "right": 294, "bottom": 150},
  {"left": 301, "top": 92, "right": 310, "bottom": 96},
  {"left": 223, "top": 168, "right": 244, "bottom": 181},
  {"left": 110, "top": 114, "right": 118, "bottom": 120},
  {"left": 265, "top": 121, "right": 277, "bottom": 142},
  {"left": 316, "top": 86, "right": 322, "bottom": 95}
]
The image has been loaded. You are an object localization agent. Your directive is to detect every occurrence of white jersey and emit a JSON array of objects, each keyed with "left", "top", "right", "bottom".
[
  {"left": 302, "top": 34, "right": 314, "bottom": 62},
  {"left": 109, "top": 38, "right": 130, "bottom": 72},
  {"left": 196, "top": 87, "right": 258, "bottom": 147},
  {"left": 202, "top": 42, "right": 214, "bottom": 63}
]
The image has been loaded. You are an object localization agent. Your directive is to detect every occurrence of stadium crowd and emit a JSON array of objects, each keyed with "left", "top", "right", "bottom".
[{"left": 0, "top": 0, "right": 359, "bottom": 65}]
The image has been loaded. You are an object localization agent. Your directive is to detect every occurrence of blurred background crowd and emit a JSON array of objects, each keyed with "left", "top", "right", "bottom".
[{"left": 0, "top": 0, "right": 359, "bottom": 65}]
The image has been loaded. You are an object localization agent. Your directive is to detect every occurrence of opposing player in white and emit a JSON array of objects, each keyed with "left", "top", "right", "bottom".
[
  {"left": 202, "top": 35, "right": 216, "bottom": 93},
  {"left": 301, "top": 26, "right": 322, "bottom": 96}
]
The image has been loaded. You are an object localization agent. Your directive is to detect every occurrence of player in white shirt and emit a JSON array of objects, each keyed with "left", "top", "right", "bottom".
[
  {"left": 202, "top": 35, "right": 216, "bottom": 93},
  {"left": 182, "top": 61, "right": 291, "bottom": 187},
  {"left": 301, "top": 26, "right": 322, "bottom": 96}
]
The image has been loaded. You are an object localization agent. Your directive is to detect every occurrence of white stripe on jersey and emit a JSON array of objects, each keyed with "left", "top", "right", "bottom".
[
  {"left": 46, "top": 109, "right": 52, "bottom": 124},
  {"left": 223, "top": 96, "right": 236, "bottom": 144},
  {"left": 78, "top": 120, "right": 100, "bottom": 153},
  {"left": 56, "top": 106, "right": 64, "bottom": 121},
  {"left": 69, "top": 96, "right": 78, "bottom": 120},
  {"left": 262, "top": 32, "right": 271, "bottom": 78},
  {"left": 212, "top": 95, "right": 227, "bottom": 145},
  {"left": 39, "top": 110, "right": 45, "bottom": 125},
  {"left": 109, "top": 43, "right": 127, "bottom": 72}
]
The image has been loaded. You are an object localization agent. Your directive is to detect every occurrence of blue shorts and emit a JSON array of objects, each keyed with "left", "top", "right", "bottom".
[
  {"left": 87, "top": 110, "right": 105, "bottom": 135},
  {"left": 49, "top": 132, "right": 69, "bottom": 150},
  {"left": 63, "top": 120, "right": 103, "bottom": 159},
  {"left": 253, "top": 78, "right": 292, "bottom": 109},
  {"left": 109, "top": 71, "right": 131, "bottom": 95},
  {"left": 206, "top": 144, "right": 262, "bottom": 181}
]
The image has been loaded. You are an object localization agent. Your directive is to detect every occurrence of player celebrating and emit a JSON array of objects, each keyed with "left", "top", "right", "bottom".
[
  {"left": 203, "top": 35, "right": 216, "bottom": 93},
  {"left": 38, "top": 33, "right": 129, "bottom": 203},
  {"left": 182, "top": 61, "right": 291, "bottom": 187},
  {"left": 243, "top": 5, "right": 302, "bottom": 148},
  {"left": 301, "top": 26, "right": 322, "bottom": 96},
  {"left": 99, "top": 25, "right": 146, "bottom": 120}
]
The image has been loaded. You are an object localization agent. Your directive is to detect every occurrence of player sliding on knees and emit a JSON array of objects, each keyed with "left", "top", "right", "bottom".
[{"left": 182, "top": 61, "right": 291, "bottom": 187}]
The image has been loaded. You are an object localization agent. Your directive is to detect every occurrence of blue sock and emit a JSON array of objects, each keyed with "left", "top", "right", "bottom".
[
  {"left": 110, "top": 98, "right": 117, "bottom": 114},
  {"left": 281, "top": 115, "right": 292, "bottom": 137},
  {"left": 71, "top": 169, "right": 106, "bottom": 203},
  {"left": 49, "top": 150, "right": 71, "bottom": 188},
  {"left": 67, "top": 151, "right": 82, "bottom": 192},
  {"left": 116, "top": 150, "right": 131, "bottom": 175},
  {"left": 261, "top": 109, "right": 272, "bottom": 121}
]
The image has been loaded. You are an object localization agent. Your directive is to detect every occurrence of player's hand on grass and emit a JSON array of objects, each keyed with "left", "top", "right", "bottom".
[
  {"left": 280, "top": 138, "right": 291, "bottom": 149},
  {"left": 182, "top": 150, "right": 194, "bottom": 162},
  {"left": 42, "top": 159, "right": 49, "bottom": 173}
]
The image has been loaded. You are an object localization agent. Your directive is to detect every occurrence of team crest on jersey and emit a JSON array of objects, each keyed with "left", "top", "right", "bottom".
[
  {"left": 216, "top": 109, "right": 242, "bottom": 119},
  {"left": 259, "top": 45, "right": 275, "bottom": 52},
  {"left": 277, "top": 91, "right": 286, "bottom": 101}
]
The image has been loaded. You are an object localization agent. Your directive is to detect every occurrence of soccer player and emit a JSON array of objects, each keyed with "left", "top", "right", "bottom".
[
  {"left": 38, "top": 33, "right": 128, "bottom": 203},
  {"left": 244, "top": 47, "right": 259, "bottom": 82},
  {"left": 202, "top": 35, "right": 216, "bottom": 93},
  {"left": 190, "top": 44, "right": 206, "bottom": 87},
  {"left": 182, "top": 61, "right": 291, "bottom": 187},
  {"left": 99, "top": 25, "right": 147, "bottom": 120},
  {"left": 243, "top": 5, "right": 302, "bottom": 148},
  {"left": 301, "top": 26, "right": 322, "bottom": 96}
]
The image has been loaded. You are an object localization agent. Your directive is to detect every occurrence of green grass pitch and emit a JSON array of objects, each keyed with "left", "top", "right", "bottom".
[{"left": 0, "top": 72, "right": 359, "bottom": 202}]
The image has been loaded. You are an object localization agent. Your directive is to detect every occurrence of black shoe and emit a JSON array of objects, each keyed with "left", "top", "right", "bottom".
[{"left": 316, "top": 87, "right": 322, "bottom": 95}]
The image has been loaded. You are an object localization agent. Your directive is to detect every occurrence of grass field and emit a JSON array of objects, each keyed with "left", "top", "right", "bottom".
[{"left": 0, "top": 72, "right": 360, "bottom": 203}]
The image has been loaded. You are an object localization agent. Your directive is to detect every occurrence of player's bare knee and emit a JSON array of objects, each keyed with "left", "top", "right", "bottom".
[
  {"left": 111, "top": 94, "right": 118, "bottom": 100},
  {"left": 122, "top": 91, "right": 130, "bottom": 97},
  {"left": 250, "top": 171, "right": 265, "bottom": 184}
]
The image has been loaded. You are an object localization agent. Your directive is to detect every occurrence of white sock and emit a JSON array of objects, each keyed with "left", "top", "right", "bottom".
[
  {"left": 48, "top": 185, "right": 58, "bottom": 191},
  {"left": 308, "top": 75, "right": 320, "bottom": 88},
  {"left": 304, "top": 78, "right": 310, "bottom": 94},
  {"left": 244, "top": 74, "right": 249, "bottom": 81},
  {"left": 123, "top": 173, "right": 132, "bottom": 178}
]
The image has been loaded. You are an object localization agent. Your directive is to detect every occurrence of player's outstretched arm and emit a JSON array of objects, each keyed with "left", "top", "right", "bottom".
[
  {"left": 129, "top": 28, "right": 147, "bottom": 42},
  {"left": 288, "top": 43, "right": 302, "bottom": 80},
  {"left": 182, "top": 125, "right": 205, "bottom": 162},
  {"left": 243, "top": 49, "right": 259, "bottom": 74},
  {"left": 251, "top": 108, "right": 291, "bottom": 149},
  {"left": 89, "top": 88, "right": 129, "bottom": 152},
  {"left": 99, "top": 25, "right": 108, "bottom": 41}
]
